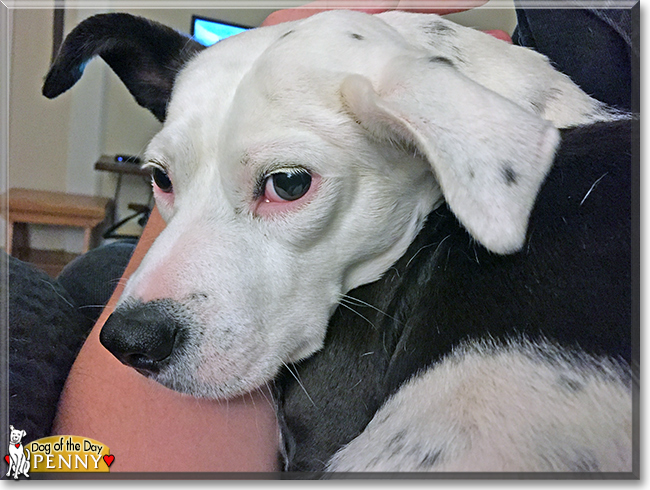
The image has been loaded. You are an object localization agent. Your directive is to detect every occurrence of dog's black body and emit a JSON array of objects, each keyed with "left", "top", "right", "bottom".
[{"left": 275, "top": 120, "right": 634, "bottom": 472}]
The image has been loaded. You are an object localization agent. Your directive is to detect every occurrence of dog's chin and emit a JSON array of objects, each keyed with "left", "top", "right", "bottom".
[
  {"left": 146, "top": 362, "right": 281, "bottom": 400},
  {"left": 146, "top": 336, "right": 328, "bottom": 399}
]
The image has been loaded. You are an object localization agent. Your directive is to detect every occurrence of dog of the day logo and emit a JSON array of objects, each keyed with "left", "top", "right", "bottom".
[{"left": 5, "top": 427, "right": 114, "bottom": 478}]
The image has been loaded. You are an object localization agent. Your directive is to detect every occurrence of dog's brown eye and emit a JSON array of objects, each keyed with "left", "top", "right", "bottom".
[
  {"left": 152, "top": 167, "right": 173, "bottom": 193},
  {"left": 266, "top": 170, "right": 312, "bottom": 201}
]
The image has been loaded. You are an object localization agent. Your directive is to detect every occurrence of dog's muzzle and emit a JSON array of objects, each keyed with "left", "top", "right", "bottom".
[{"left": 100, "top": 300, "right": 188, "bottom": 376}]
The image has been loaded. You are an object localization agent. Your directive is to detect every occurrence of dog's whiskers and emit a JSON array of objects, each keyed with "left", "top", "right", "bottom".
[
  {"left": 247, "top": 390, "right": 256, "bottom": 409},
  {"left": 338, "top": 301, "right": 379, "bottom": 332},
  {"left": 112, "top": 277, "right": 130, "bottom": 289},
  {"left": 37, "top": 278, "right": 75, "bottom": 309},
  {"left": 280, "top": 360, "right": 317, "bottom": 409},
  {"left": 261, "top": 381, "right": 278, "bottom": 414},
  {"left": 405, "top": 234, "right": 451, "bottom": 269},
  {"left": 580, "top": 172, "right": 608, "bottom": 206},
  {"left": 340, "top": 295, "right": 402, "bottom": 325},
  {"left": 245, "top": 390, "right": 265, "bottom": 433},
  {"left": 339, "top": 301, "right": 392, "bottom": 354}
]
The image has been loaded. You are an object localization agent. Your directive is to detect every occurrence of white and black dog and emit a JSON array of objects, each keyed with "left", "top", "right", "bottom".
[
  {"left": 43, "top": 10, "right": 635, "bottom": 474},
  {"left": 6, "top": 426, "right": 30, "bottom": 479}
]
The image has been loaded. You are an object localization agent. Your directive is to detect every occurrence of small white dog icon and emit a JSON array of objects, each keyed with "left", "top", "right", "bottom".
[{"left": 6, "top": 425, "right": 30, "bottom": 479}]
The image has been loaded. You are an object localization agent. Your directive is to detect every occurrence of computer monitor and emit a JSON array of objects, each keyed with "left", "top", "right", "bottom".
[{"left": 191, "top": 15, "right": 250, "bottom": 46}]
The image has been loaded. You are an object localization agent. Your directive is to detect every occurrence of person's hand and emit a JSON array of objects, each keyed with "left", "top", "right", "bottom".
[
  {"left": 261, "top": 0, "right": 511, "bottom": 43},
  {"left": 261, "top": 0, "right": 487, "bottom": 26}
]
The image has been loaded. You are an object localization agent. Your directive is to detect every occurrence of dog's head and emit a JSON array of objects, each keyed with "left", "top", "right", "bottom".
[
  {"left": 44, "top": 11, "right": 610, "bottom": 398},
  {"left": 9, "top": 426, "right": 26, "bottom": 445}
]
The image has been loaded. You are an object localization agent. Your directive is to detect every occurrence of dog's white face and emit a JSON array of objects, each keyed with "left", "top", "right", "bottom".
[
  {"left": 111, "top": 11, "right": 615, "bottom": 398},
  {"left": 9, "top": 428, "right": 25, "bottom": 446},
  {"left": 121, "top": 13, "right": 440, "bottom": 397}
]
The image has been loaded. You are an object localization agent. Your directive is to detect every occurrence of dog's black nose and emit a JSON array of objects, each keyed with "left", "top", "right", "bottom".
[{"left": 100, "top": 300, "right": 185, "bottom": 375}]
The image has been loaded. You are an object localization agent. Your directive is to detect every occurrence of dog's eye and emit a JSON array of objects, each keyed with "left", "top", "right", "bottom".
[
  {"left": 265, "top": 170, "right": 312, "bottom": 202},
  {"left": 152, "top": 167, "right": 173, "bottom": 193}
]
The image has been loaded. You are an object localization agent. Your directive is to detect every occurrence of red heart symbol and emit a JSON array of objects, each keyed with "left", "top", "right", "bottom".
[
  {"left": 103, "top": 455, "right": 115, "bottom": 468},
  {"left": 4, "top": 455, "right": 9, "bottom": 465},
  {"left": 15, "top": 444, "right": 19, "bottom": 448}
]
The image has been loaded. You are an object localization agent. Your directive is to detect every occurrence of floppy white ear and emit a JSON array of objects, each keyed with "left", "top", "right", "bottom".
[{"left": 341, "top": 56, "right": 560, "bottom": 254}]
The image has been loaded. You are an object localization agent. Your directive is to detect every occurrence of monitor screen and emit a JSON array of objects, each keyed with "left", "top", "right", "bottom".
[{"left": 191, "top": 16, "right": 250, "bottom": 46}]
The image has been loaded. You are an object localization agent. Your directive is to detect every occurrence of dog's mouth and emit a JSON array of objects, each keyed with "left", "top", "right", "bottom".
[{"left": 98, "top": 297, "right": 296, "bottom": 399}]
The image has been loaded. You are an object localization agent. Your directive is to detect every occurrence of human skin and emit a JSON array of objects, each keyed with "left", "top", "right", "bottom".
[
  {"left": 260, "top": 0, "right": 488, "bottom": 26},
  {"left": 53, "top": 1, "right": 497, "bottom": 473}
]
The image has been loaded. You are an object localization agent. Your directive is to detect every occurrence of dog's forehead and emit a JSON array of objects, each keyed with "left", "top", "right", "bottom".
[
  {"left": 166, "top": 22, "right": 290, "bottom": 124},
  {"left": 152, "top": 24, "right": 290, "bottom": 172},
  {"left": 157, "top": 11, "right": 417, "bottom": 170},
  {"left": 257, "top": 11, "right": 414, "bottom": 76},
  {"left": 167, "top": 11, "right": 415, "bottom": 124}
]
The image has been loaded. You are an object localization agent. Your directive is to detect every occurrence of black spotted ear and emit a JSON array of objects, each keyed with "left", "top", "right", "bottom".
[
  {"left": 341, "top": 57, "right": 560, "bottom": 255},
  {"left": 42, "top": 13, "right": 206, "bottom": 122}
]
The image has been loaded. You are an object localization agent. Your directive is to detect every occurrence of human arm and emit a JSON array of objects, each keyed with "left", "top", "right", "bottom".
[
  {"left": 261, "top": 0, "right": 511, "bottom": 41},
  {"left": 261, "top": 0, "right": 487, "bottom": 25}
]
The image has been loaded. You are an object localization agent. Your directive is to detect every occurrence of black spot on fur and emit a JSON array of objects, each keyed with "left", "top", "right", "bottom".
[
  {"left": 387, "top": 430, "right": 407, "bottom": 451},
  {"left": 429, "top": 56, "right": 455, "bottom": 67},
  {"left": 366, "top": 456, "right": 382, "bottom": 468},
  {"left": 557, "top": 375, "right": 585, "bottom": 392},
  {"left": 531, "top": 99, "right": 545, "bottom": 114},
  {"left": 503, "top": 165, "right": 518, "bottom": 186},
  {"left": 279, "top": 30, "right": 294, "bottom": 39},
  {"left": 350, "top": 33, "right": 365, "bottom": 41},
  {"left": 546, "top": 87, "right": 564, "bottom": 103},
  {"left": 419, "top": 448, "right": 443, "bottom": 468},
  {"left": 373, "top": 411, "right": 391, "bottom": 427},
  {"left": 568, "top": 449, "right": 601, "bottom": 471},
  {"left": 424, "top": 22, "right": 455, "bottom": 36},
  {"left": 188, "top": 292, "right": 209, "bottom": 302}
]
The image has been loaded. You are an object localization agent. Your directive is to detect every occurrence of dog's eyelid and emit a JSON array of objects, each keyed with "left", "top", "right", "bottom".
[
  {"left": 143, "top": 159, "right": 169, "bottom": 172},
  {"left": 268, "top": 166, "right": 311, "bottom": 176},
  {"left": 262, "top": 163, "right": 312, "bottom": 178}
]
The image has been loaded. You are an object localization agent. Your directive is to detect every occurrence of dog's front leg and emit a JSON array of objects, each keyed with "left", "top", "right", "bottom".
[
  {"left": 11, "top": 456, "right": 20, "bottom": 479},
  {"left": 327, "top": 341, "right": 632, "bottom": 472}
]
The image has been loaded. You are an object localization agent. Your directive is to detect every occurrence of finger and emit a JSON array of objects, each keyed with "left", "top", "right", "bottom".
[
  {"left": 484, "top": 29, "right": 512, "bottom": 43},
  {"left": 389, "top": 0, "right": 488, "bottom": 14},
  {"left": 261, "top": 0, "right": 488, "bottom": 26}
]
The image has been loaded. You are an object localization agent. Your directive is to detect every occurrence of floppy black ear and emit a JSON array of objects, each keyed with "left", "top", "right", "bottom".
[{"left": 42, "top": 13, "right": 206, "bottom": 122}]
